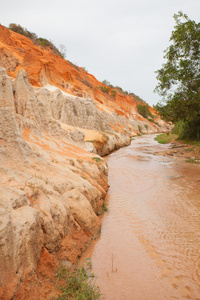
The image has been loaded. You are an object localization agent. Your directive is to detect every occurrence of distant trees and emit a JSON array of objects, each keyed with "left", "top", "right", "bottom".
[{"left": 154, "top": 12, "right": 200, "bottom": 139}]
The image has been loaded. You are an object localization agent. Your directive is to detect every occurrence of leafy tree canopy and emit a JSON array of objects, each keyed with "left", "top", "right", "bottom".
[{"left": 154, "top": 12, "right": 200, "bottom": 127}]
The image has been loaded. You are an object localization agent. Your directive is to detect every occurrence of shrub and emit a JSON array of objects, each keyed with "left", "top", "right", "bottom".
[
  {"left": 9, "top": 23, "right": 38, "bottom": 42},
  {"left": 111, "top": 90, "right": 117, "bottom": 99},
  {"left": 148, "top": 117, "right": 156, "bottom": 123},
  {"left": 98, "top": 86, "right": 110, "bottom": 94},
  {"left": 92, "top": 157, "right": 101, "bottom": 162},
  {"left": 138, "top": 125, "right": 142, "bottom": 133},
  {"left": 102, "top": 203, "right": 108, "bottom": 212},
  {"left": 137, "top": 104, "right": 154, "bottom": 119},
  {"left": 172, "top": 120, "right": 185, "bottom": 136},
  {"left": 173, "top": 118, "right": 200, "bottom": 140},
  {"left": 185, "top": 158, "right": 200, "bottom": 164},
  {"left": 9, "top": 23, "right": 63, "bottom": 58},
  {"left": 102, "top": 79, "right": 110, "bottom": 86},
  {"left": 37, "top": 38, "right": 61, "bottom": 56},
  {"left": 53, "top": 263, "right": 101, "bottom": 300}
]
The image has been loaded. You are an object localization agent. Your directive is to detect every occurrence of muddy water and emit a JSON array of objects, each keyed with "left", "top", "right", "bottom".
[{"left": 82, "top": 134, "right": 200, "bottom": 300}]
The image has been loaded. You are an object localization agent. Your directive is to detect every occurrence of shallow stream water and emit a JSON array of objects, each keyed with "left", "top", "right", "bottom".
[{"left": 81, "top": 134, "right": 200, "bottom": 300}]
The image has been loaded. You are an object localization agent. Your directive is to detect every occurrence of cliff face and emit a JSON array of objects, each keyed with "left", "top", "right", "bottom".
[
  {"left": 0, "top": 67, "right": 110, "bottom": 299},
  {"left": 0, "top": 24, "right": 169, "bottom": 129},
  {"left": 0, "top": 24, "right": 171, "bottom": 299}
]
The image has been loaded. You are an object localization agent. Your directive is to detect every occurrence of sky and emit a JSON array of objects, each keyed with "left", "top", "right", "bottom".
[{"left": 1, "top": 0, "right": 200, "bottom": 106}]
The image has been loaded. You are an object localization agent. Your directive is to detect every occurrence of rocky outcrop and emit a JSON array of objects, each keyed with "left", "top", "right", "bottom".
[
  {"left": 0, "top": 107, "right": 32, "bottom": 160},
  {"left": 0, "top": 67, "right": 15, "bottom": 111},
  {"left": 0, "top": 186, "right": 43, "bottom": 299},
  {"left": 0, "top": 68, "right": 111, "bottom": 299}
]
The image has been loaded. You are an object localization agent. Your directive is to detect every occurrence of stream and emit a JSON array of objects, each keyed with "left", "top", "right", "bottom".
[{"left": 81, "top": 134, "right": 200, "bottom": 300}]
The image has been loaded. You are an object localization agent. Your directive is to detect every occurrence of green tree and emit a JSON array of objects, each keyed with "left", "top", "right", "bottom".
[{"left": 154, "top": 12, "right": 200, "bottom": 139}]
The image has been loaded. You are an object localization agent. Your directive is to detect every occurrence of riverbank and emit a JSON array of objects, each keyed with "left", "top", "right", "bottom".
[{"left": 154, "top": 133, "right": 200, "bottom": 163}]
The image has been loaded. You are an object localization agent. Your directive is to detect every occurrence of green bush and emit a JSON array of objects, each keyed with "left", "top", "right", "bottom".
[
  {"left": 53, "top": 263, "right": 101, "bottom": 300},
  {"left": 173, "top": 119, "right": 200, "bottom": 140},
  {"left": 9, "top": 23, "right": 38, "bottom": 42},
  {"left": 102, "top": 79, "right": 110, "bottom": 86},
  {"left": 98, "top": 86, "right": 110, "bottom": 94},
  {"left": 92, "top": 157, "right": 101, "bottom": 162},
  {"left": 111, "top": 90, "right": 117, "bottom": 98},
  {"left": 37, "top": 38, "right": 61, "bottom": 56},
  {"left": 137, "top": 104, "right": 152, "bottom": 119},
  {"left": 172, "top": 120, "right": 185, "bottom": 136},
  {"left": 9, "top": 23, "right": 63, "bottom": 58}
]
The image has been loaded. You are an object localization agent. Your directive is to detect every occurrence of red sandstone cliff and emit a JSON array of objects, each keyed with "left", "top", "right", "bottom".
[{"left": 0, "top": 23, "right": 155, "bottom": 121}]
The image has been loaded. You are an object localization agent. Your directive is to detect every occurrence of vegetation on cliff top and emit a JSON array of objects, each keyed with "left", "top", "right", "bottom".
[
  {"left": 101, "top": 79, "right": 146, "bottom": 103},
  {"left": 8, "top": 23, "right": 66, "bottom": 58},
  {"left": 154, "top": 12, "right": 200, "bottom": 140}
]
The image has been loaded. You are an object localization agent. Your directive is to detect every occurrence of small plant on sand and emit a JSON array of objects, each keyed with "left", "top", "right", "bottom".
[
  {"left": 86, "top": 140, "right": 95, "bottom": 143},
  {"left": 137, "top": 125, "right": 142, "bottom": 134},
  {"left": 102, "top": 202, "right": 108, "bottom": 212},
  {"left": 92, "top": 157, "right": 101, "bottom": 163},
  {"left": 53, "top": 262, "right": 101, "bottom": 300},
  {"left": 111, "top": 89, "right": 117, "bottom": 99},
  {"left": 185, "top": 158, "right": 200, "bottom": 164}
]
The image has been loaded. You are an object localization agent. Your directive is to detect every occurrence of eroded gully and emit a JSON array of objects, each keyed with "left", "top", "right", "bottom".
[{"left": 80, "top": 134, "right": 200, "bottom": 300}]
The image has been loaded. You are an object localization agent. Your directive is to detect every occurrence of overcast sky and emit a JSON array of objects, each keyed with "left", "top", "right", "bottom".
[{"left": 1, "top": 0, "right": 200, "bottom": 106}]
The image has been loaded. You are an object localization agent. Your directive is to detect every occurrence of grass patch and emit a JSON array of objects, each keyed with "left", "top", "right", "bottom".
[
  {"left": 179, "top": 139, "right": 200, "bottom": 146},
  {"left": 185, "top": 158, "right": 200, "bottom": 164},
  {"left": 154, "top": 133, "right": 178, "bottom": 144},
  {"left": 102, "top": 203, "right": 108, "bottom": 212},
  {"left": 86, "top": 140, "right": 95, "bottom": 143},
  {"left": 53, "top": 263, "right": 101, "bottom": 300},
  {"left": 131, "top": 137, "right": 135, "bottom": 140},
  {"left": 92, "top": 157, "right": 101, "bottom": 163}
]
